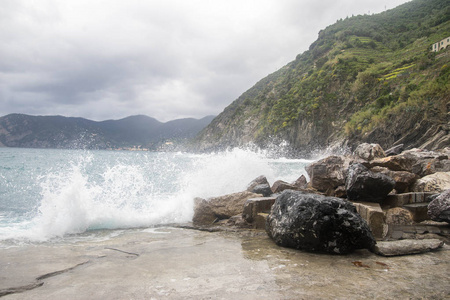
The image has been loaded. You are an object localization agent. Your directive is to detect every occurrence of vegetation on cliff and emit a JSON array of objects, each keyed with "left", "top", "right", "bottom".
[{"left": 195, "top": 0, "right": 450, "bottom": 153}]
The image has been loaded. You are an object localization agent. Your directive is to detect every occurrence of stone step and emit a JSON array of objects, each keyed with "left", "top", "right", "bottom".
[
  {"left": 242, "top": 197, "right": 276, "bottom": 223},
  {"left": 352, "top": 201, "right": 387, "bottom": 239},
  {"left": 383, "top": 192, "right": 436, "bottom": 208},
  {"left": 403, "top": 202, "right": 430, "bottom": 222}
]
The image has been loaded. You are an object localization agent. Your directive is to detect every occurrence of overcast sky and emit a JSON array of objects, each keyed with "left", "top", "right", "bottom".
[{"left": 0, "top": 0, "right": 410, "bottom": 122}]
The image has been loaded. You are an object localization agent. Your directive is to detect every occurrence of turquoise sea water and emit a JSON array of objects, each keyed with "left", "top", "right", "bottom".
[{"left": 0, "top": 147, "right": 312, "bottom": 242}]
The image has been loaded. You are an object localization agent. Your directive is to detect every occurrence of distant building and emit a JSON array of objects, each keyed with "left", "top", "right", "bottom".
[{"left": 431, "top": 36, "right": 450, "bottom": 52}]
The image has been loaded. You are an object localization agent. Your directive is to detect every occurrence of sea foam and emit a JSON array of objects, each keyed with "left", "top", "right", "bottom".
[{"left": 0, "top": 148, "right": 312, "bottom": 242}]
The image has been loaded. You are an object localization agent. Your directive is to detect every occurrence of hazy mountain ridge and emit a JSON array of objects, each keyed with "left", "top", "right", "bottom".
[
  {"left": 194, "top": 0, "right": 450, "bottom": 154},
  {"left": 0, "top": 113, "right": 215, "bottom": 150}
]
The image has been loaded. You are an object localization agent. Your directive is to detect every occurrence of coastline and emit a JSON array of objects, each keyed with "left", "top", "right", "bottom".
[{"left": 1, "top": 226, "right": 449, "bottom": 299}]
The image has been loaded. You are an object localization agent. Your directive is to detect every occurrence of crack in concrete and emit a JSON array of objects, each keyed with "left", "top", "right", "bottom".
[
  {"left": 0, "top": 260, "right": 90, "bottom": 298},
  {"left": 105, "top": 247, "right": 140, "bottom": 257}
]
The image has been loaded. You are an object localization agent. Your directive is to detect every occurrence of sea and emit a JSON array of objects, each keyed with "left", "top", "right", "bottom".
[{"left": 0, "top": 147, "right": 314, "bottom": 244}]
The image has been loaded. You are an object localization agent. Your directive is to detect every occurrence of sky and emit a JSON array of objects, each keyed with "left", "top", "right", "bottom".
[{"left": 0, "top": 0, "right": 410, "bottom": 122}]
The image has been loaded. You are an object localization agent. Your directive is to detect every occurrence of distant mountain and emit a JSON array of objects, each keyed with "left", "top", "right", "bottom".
[
  {"left": 0, "top": 113, "right": 215, "bottom": 150},
  {"left": 194, "top": 0, "right": 450, "bottom": 154}
]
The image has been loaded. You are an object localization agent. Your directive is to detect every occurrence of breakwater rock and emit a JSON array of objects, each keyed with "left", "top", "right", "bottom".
[
  {"left": 265, "top": 190, "right": 375, "bottom": 254},
  {"left": 192, "top": 143, "right": 450, "bottom": 256}
]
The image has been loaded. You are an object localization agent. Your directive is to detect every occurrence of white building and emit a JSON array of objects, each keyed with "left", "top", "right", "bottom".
[{"left": 431, "top": 36, "right": 450, "bottom": 52}]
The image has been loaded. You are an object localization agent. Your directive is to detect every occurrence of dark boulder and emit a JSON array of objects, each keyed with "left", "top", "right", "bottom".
[
  {"left": 251, "top": 184, "right": 272, "bottom": 197},
  {"left": 246, "top": 175, "right": 270, "bottom": 192},
  {"left": 345, "top": 163, "right": 395, "bottom": 203},
  {"left": 428, "top": 189, "right": 450, "bottom": 223},
  {"left": 266, "top": 190, "right": 376, "bottom": 254}
]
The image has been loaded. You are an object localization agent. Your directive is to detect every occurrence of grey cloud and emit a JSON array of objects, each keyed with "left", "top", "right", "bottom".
[{"left": 0, "top": 0, "right": 410, "bottom": 122}]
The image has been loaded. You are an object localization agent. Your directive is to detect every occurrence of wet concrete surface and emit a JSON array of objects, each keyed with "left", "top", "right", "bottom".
[{"left": 1, "top": 227, "right": 449, "bottom": 299}]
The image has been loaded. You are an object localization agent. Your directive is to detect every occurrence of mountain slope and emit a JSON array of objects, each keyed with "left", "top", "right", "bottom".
[
  {"left": 0, "top": 114, "right": 214, "bottom": 149},
  {"left": 194, "top": 0, "right": 450, "bottom": 154}
]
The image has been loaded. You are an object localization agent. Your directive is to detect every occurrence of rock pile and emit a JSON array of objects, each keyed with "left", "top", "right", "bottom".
[{"left": 192, "top": 143, "right": 450, "bottom": 256}]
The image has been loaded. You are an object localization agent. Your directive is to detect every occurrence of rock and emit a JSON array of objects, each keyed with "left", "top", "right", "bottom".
[
  {"left": 247, "top": 176, "right": 270, "bottom": 192},
  {"left": 334, "top": 185, "right": 347, "bottom": 198},
  {"left": 367, "top": 149, "right": 449, "bottom": 176},
  {"left": 292, "top": 175, "right": 308, "bottom": 189},
  {"left": 412, "top": 172, "right": 450, "bottom": 193},
  {"left": 224, "top": 214, "right": 252, "bottom": 228},
  {"left": 385, "top": 207, "right": 414, "bottom": 225},
  {"left": 251, "top": 184, "right": 272, "bottom": 197},
  {"left": 345, "top": 163, "right": 395, "bottom": 203},
  {"left": 428, "top": 189, "right": 450, "bottom": 223},
  {"left": 271, "top": 180, "right": 297, "bottom": 194},
  {"left": 371, "top": 239, "right": 444, "bottom": 256},
  {"left": 371, "top": 166, "right": 418, "bottom": 193},
  {"left": 266, "top": 190, "right": 376, "bottom": 254},
  {"left": 306, "top": 156, "right": 352, "bottom": 195},
  {"left": 353, "top": 143, "right": 386, "bottom": 161},
  {"left": 242, "top": 197, "right": 276, "bottom": 223},
  {"left": 352, "top": 202, "right": 386, "bottom": 239},
  {"left": 385, "top": 144, "right": 404, "bottom": 156},
  {"left": 193, "top": 191, "right": 262, "bottom": 225}
]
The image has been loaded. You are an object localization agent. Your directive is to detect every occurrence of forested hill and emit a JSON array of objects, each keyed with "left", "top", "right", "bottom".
[
  {"left": 194, "top": 0, "right": 450, "bottom": 154},
  {"left": 0, "top": 114, "right": 214, "bottom": 150}
]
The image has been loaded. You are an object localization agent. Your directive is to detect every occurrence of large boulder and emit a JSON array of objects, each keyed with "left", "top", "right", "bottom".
[
  {"left": 271, "top": 180, "right": 298, "bottom": 194},
  {"left": 306, "top": 156, "right": 352, "bottom": 195},
  {"left": 412, "top": 172, "right": 450, "bottom": 193},
  {"left": 266, "top": 190, "right": 376, "bottom": 254},
  {"left": 246, "top": 176, "right": 272, "bottom": 197},
  {"left": 428, "top": 189, "right": 450, "bottom": 223},
  {"left": 370, "top": 166, "right": 418, "bottom": 193},
  {"left": 353, "top": 143, "right": 386, "bottom": 161},
  {"left": 345, "top": 163, "right": 395, "bottom": 203},
  {"left": 193, "top": 191, "right": 261, "bottom": 225},
  {"left": 367, "top": 149, "right": 449, "bottom": 176}
]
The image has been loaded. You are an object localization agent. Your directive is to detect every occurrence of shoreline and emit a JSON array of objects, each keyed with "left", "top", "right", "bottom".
[{"left": 1, "top": 226, "right": 449, "bottom": 299}]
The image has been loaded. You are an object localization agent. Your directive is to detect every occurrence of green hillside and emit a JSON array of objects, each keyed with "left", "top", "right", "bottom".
[{"left": 195, "top": 0, "right": 450, "bottom": 154}]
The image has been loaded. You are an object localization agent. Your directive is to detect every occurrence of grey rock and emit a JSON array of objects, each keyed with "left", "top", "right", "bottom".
[
  {"left": 372, "top": 239, "right": 444, "bottom": 256},
  {"left": 412, "top": 172, "right": 450, "bottom": 193},
  {"left": 345, "top": 163, "right": 395, "bottom": 203},
  {"left": 353, "top": 143, "right": 386, "bottom": 161},
  {"left": 385, "top": 144, "right": 404, "bottom": 156},
  {"left": 247, "top": 175, "right": 270, "bottom": 192},
  {"left": 271, "top": 180, "right": 297, "bottom": 194},
  {"left": 252, "top": 184, "right": 273, "bottom": 197},
  {"left": 292, "top": 175, "right": 308, "bottom": 189},
  {"left": 428, "top": 189, "right": 450, "bottom": 223},
  {"left": 266, "top": 190, "right": 376, "bottom": 254},
  {"left": 306, "top": 155, "right": 352, "bottom": 195}
]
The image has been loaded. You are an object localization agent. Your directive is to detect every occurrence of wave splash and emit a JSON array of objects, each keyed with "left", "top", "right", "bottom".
[{"left": 2, "top": 148, "right": 312, "bottom": 241}]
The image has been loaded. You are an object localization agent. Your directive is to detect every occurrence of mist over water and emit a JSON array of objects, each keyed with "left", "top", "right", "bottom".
[{"left": 0, "top": 147, "right": 313, "bottom": 242}]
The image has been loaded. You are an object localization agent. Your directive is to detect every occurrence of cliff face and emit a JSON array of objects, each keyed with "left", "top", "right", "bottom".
[{"left": 194, "top": 0, "right": 450, "bottom": 154}]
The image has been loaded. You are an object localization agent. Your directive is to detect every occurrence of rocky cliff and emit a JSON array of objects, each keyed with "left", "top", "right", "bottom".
[{"left": 194, "top": 0, "right": 450, "bottom": 155}]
